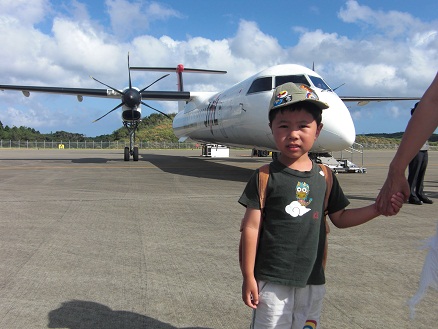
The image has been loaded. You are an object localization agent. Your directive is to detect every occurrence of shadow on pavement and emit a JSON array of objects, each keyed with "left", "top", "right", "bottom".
[
  {"left": 48, "top": 300, "right": 213, "bottom": 329},
  {"left": 142, "top": 153, "right": 258, "bottom": 183}
]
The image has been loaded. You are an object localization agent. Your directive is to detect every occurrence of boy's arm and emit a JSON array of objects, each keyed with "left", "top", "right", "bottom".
[
  {"left": 329, "top": 193, "right": 405, "bottom": 228},
  {"left": 329, "top": 204, "right": 380, "bottom": 229},
  {"left": 240, "top": 207, "right": 262, "bottom": 309}
]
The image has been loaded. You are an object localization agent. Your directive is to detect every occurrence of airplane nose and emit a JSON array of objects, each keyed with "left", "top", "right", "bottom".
[
  {"left": 317, "top": 118, "right": 356, "bottom": 152},
  {"left": 337, "top": 120, "right": 356, "bottom": 146},
  {"left": 317, "top": 93, "right": 357, "bottom": 151}
]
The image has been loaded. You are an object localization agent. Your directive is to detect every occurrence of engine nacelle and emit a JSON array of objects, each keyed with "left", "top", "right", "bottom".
[{"left": 122, "top": 108, "right": 141, "bottom": 121}]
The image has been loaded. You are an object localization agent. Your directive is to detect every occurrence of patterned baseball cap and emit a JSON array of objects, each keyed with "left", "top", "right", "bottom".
[{"left": 269, "top": 82, "right": 329, "bottom": 111}]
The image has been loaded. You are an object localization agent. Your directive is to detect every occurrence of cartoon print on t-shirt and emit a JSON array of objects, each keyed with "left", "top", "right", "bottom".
[
  {"left": 296, "top": 181, "right": 313, "bottom": 206},
  {"left": 285, "top": 181, "right": 312, "bottom": 217}
]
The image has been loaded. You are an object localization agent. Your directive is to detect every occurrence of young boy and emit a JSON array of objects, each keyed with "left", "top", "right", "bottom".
[{"left": 239, "top": 82, "right": 404, "bottom": 329}]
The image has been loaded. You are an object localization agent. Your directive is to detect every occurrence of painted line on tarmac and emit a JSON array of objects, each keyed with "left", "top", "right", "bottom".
[{"left": 0, "top": 165, "right": 161, "bottom": 170}]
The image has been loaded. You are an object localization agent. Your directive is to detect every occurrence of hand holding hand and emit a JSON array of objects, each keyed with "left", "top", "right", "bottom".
[
  {"left": 388, "top": 192, "right": 406, "bottom": 215},
  {"left": 377, "top": 170, "right": 409, "bottom": 216}
]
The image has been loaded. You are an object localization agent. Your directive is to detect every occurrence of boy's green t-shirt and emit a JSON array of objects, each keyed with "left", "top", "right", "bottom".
[{"left": 239, "top": 160, "right": 349, "bottom": 287}]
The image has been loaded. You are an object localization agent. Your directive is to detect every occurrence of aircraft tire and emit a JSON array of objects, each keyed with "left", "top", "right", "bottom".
[
  {"left": 133, "top": 147, "right": 139, "bottom": 161},
  {"left": 124, "top": 147, "right": 130, "bottom": 161}
]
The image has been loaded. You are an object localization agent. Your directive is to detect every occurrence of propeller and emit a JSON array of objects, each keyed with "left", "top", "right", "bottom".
[{"left": 91, "top": 53, "right": 170, "bottom": 122}]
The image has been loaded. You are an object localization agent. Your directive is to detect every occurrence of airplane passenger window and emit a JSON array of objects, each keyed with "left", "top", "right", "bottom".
[
  {"left": 247, "top": 77, "right": 272, "bottom": 94},
  {"left": 275, "top": 75, "right": 310, "bottom": 87}
]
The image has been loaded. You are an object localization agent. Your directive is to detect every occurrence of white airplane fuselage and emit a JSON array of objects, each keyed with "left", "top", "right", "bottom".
[{"left": 173, "top": 64, "right": 356, "bottom": 153}]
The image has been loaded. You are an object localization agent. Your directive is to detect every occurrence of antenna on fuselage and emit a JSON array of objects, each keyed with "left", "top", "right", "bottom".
[{"left": 332, "top": 83, "right": 346, "bottom": 92}]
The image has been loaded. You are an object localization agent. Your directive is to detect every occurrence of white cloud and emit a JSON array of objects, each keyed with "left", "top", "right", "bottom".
[
  {"left": 105, "top": 0, "right": 181, "bottom": 40},
  {"left": 328, "top": 0, "right": 437, "bottom": 96},
  {"left": 338, "top": 0, "right": 373, "bottom": 24},
  {"left": 69, "top": 0, "right": 92, "bottom": 22},
  {"left": 330, "top": 63, "right": 408, "bottom": 91},
  {"left": 338, "top": 0, "right": 419, "bottom": 37},
  {"left": 388, "top": 105, "right": 401, "bottom": 118},
  {"left": 229, "top": 20, "right": 286, "bottom": 67},
  {"left": 412, "top": 31, "right": 438, "bottom": 47},
  {"left": 0, "top": 0, "right": 50, "bottom": 26},
  {"left": 146, "top": 1, "right": 181, "bottom": 19},
  {"left": 3, "top": 105, "right": 74, "bottom": 131},
  {"left": 51, "top": 18, "right": 121, "bottom": 74}
]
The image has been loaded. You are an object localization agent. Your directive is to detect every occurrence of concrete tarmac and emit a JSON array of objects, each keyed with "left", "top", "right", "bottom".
[{"left": 0, "top": 148, "right": 437, "bottom": 329}]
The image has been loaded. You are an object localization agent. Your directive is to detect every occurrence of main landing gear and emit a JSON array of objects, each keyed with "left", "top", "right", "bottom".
[{"left": 123, "top": 121, "right": 139, "bottom": 161}]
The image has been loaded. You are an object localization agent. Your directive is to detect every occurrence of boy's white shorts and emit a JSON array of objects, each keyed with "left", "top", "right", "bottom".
[{"left": 250, "top": 281, "right": 326, "bottom": 329}]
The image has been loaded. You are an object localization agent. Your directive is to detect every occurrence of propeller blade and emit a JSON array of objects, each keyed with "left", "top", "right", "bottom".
[
  {"left": 141, "top": 101, "right": 171, "bottom": 119},
  {"left": 93, "top": 102, "right": 125, "bottom": 122},
  {"left": 90, "top": 75, "right": 124, "bottom": 95},
  {"left": 139, "top": 74, "right": 170, "bottom": 93},
  {"left": 128, "top": 52, "right": 132, "bottom": 89}
]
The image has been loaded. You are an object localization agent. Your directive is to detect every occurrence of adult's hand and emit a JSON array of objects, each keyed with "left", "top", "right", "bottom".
[{"left": 377, "top": 169, "right": 409, "bottom": 216}]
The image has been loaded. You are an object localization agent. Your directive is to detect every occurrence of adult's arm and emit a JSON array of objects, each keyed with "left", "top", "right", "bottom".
[{"left": 377, "top": 72, "right": 438, "bottom": 215}]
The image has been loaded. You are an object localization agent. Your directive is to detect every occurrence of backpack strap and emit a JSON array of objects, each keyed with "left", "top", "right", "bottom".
[
  {"left": 318, "top": 164, "right": 332, "bottom": 214},
  {"left": 239, "top": 163, "right": 270, "bottom": 270},
  {"left": 258, "top": 164, "right": 270, "bottom": 210},
  {"left": 318, "top": 163, "right": 333, "bottom": 269},
  {"left": 239, "top": 163, "right": 270, "bottom": 233}
]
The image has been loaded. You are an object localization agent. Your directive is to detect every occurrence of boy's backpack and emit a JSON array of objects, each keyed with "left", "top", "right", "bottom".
[{"left": 239, "top": 163, "right": 333, "bottom": 271}]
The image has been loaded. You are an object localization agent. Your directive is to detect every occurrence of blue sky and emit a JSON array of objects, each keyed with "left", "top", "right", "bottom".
[{"left": 0, "top": 0, "right": 437, "bottom": 137}]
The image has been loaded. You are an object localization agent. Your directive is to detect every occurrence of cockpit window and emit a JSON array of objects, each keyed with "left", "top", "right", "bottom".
[
  {"left": 275, "top": 75, "right": 310, "bottom": 87},
  {"left": 247, "top": 77, "right": 272, "bottom": 94},
  {"left": 308, "top": 76, "right": 331, "bottom": 91}
]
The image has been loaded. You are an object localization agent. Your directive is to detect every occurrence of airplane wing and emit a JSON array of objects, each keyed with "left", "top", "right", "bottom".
[
  {"left": 340, "top": 96, "right": 420, "bottom": 106},
  {"left": 0, "top": 85, "right": 190, "bottom": 101},
  {"left": 0, "top": 85, "right": 108, "bottom": 97},
  {"left": 140, "top": 90, "right": 190, "bottom": 100}
]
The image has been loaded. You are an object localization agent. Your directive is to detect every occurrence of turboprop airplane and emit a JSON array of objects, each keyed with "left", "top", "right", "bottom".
[
  {"left": 131, "top": 64, "right": 420, "bottom": 155},
  {"left": 0, "top": 59, "right": 420, "bottom": 161}
]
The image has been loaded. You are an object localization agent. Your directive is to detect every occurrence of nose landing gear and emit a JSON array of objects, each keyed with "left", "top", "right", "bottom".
[{"left": 123, "top": 121, "right": 140, "bottom": 161}]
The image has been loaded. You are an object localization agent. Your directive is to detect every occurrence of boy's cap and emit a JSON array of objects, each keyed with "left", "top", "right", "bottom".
[{"left": 269, "top": 82, "right": 329, "bottom": 111}]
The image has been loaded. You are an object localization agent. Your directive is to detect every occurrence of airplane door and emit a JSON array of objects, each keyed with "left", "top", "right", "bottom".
[
  {"left": 227, "top": 90, "right": 245, "bottom": 139},
  {"left": 212, "top": 87, "right": 245, "bottom": 141},
  {"left": 217, "top": 100, "right": 229, "bottom": 139}
]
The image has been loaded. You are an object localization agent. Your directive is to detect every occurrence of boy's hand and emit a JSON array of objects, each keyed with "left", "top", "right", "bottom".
[
  {"left": 242, "top": 277, "right": 259, "bottom": 309},
  {"left": 388, "top": 192, "right": 405, "bottom": 215}
]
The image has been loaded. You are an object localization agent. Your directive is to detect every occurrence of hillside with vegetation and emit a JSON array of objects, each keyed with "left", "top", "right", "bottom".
[
  {"left": 0, "top": 113, "right": 177, "bottom": 143},
  {"left": 356, "top": 132, "right": 438, "bottom": 146},
  {"left": 0, "top": 113, "right": 437, "bottom": 146}
]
